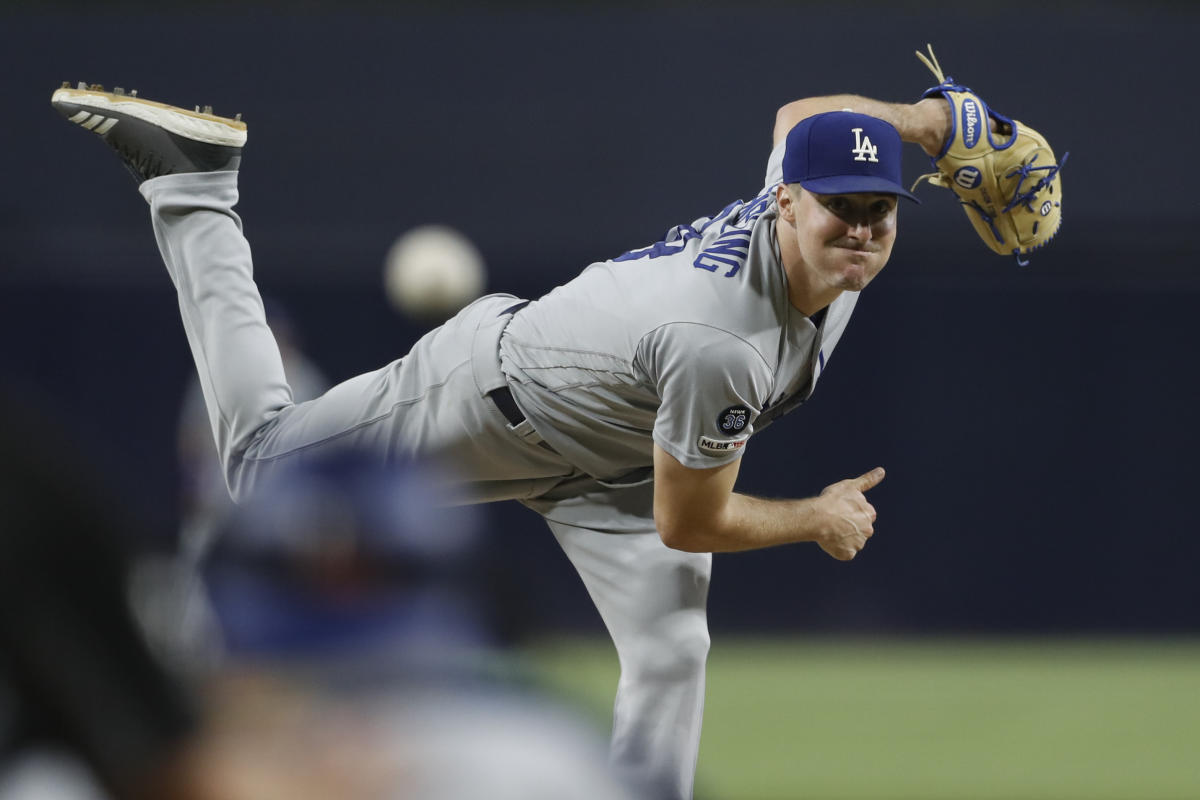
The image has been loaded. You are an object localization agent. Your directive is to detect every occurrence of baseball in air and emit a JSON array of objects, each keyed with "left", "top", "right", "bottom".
[{"left": 384, "top": 225, "right": 486, "bottom": 320}]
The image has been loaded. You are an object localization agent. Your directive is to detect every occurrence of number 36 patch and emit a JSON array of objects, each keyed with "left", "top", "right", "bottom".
[{"left": 717, "top": 405, "right": 749, "bottom": 432}]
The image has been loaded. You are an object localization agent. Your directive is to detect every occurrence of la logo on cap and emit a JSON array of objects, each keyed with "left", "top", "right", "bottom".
[{"left": 851, "top": 128, "right": 879, "bottom": 163}]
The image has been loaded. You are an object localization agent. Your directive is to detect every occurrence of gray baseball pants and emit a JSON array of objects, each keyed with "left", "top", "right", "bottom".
[{"left": 141, "top": 170, "right": 711, "bottom": 800}]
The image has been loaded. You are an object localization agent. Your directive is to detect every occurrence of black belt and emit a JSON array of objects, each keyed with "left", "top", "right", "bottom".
[
  {"left": 488, "top": 384, "right": 526, "bottom": 426},
  {"left": 487, "top": 300, "right": 531, "bottom": 425}
]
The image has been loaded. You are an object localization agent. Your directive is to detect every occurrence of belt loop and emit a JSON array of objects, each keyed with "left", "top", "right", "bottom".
[{"left": 507, "top": 416, "right": 545, "bottom": 446}]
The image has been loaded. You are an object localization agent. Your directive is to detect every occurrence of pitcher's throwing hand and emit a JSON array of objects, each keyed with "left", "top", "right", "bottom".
[{"left": 816, "top": 467, "right": 885, "bottom": 561}]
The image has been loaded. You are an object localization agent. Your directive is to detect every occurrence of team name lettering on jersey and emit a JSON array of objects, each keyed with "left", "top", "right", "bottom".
[
  {"left": 693, "top": 230, "right": 752, "bottom": 277},
  {"left": 736, "top": 191, "right": 773, "bottom": 225},
  {"left": 612, "top": 187, "right": 774, "bottom": 274}
]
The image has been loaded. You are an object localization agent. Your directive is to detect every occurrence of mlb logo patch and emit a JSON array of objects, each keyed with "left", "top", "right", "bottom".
[{"left": 698, "top": 434, "right": 749, "bottom": 455}]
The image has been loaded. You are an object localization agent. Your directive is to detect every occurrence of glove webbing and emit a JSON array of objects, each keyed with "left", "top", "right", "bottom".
[{"left": 1002, "top": 152, "right": 1070, "bottom": 214}]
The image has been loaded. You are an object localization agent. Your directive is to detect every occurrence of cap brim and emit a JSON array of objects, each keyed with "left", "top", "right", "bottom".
[{"left": 801, "top": 175, "right": 920, "bottom": 204}]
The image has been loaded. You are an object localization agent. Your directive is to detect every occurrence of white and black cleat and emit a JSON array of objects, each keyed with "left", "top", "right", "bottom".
[{"left": 51, "top": 82, "right": 247, "bottom": 183}]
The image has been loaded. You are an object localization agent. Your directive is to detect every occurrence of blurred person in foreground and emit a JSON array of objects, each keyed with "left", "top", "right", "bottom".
[{"left": 194, "top": 449, "right": 650, "bottom": 800}]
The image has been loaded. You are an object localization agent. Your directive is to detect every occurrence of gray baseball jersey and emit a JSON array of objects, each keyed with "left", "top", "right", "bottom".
[{"left": 500, "top": 141, "right": 858, "bottom": 482}]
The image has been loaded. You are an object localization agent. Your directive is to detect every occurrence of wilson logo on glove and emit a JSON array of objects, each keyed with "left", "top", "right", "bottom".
[
  {"left": 910, "top": 44, "right": 1069, "bottom": 266},
  {"left": 954, "top": 166, "right": 982, "bottom": 190},
  {"left": 961, "top": 99, "right": 981, "bottom": 149}
]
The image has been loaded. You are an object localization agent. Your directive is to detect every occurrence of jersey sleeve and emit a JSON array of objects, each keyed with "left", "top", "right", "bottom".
[
  {"left": 638, "top": 323, "right": 774, "bottom": 470},
  {"left": 763, "top": 140, "right": 786, "bottom": 191}
]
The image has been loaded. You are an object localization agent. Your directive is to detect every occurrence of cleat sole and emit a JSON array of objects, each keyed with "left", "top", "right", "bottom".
[{"left": 51, "top": 87, "right": 247, "bottom": 147}]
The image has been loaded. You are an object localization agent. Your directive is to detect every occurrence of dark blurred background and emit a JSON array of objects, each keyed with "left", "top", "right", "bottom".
[{"left": 3, "top": 0, "right": 1197, "bottom": 636}]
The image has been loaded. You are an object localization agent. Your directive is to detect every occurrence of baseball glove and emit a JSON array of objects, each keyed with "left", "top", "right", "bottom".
[{"left": 911, "top": 44, "right": 1067, "bottom": 265}]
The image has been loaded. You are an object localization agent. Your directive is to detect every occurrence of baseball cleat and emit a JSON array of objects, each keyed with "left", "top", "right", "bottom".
[{"left": 51, "top": 82, "right": 247, "bottom": 183}]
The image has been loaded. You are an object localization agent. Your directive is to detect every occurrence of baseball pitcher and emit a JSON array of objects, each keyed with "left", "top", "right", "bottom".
[{"left": 51, "top": 45, "right": 1063, "bottom": 799}]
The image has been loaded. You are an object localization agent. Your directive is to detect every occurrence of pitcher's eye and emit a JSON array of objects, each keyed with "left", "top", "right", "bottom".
[
  {"left": 870, "top": 199, "right": 895, "bottom": 218},
  {"left": 823, "top": 197, "right": 850, "bottom": 214}
]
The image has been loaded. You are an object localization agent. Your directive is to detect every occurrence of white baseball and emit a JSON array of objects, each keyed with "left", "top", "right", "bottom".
[{"left": 383, "top": 225, "right": 486, "bottom": 320}]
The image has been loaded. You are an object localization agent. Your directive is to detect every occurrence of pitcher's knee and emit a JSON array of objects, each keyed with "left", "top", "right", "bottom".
[
  {"left": 224, "top": 439, "right": 278, "bottom": 504},
  {"left": 223, "top": 459, "right": 254, "bottom": 504},
  {"left": 620, "top": 614, "right": 710, "bottom": 684}
]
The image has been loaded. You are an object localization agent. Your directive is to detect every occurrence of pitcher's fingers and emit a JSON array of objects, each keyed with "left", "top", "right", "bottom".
[{"left": 852, "top": 467, "right": 886, "bottom": 492}]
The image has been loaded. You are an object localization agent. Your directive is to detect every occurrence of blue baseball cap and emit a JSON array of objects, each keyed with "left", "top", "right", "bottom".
[{"left": 782, "top": 111, "right": 919, "bottom": 203}]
